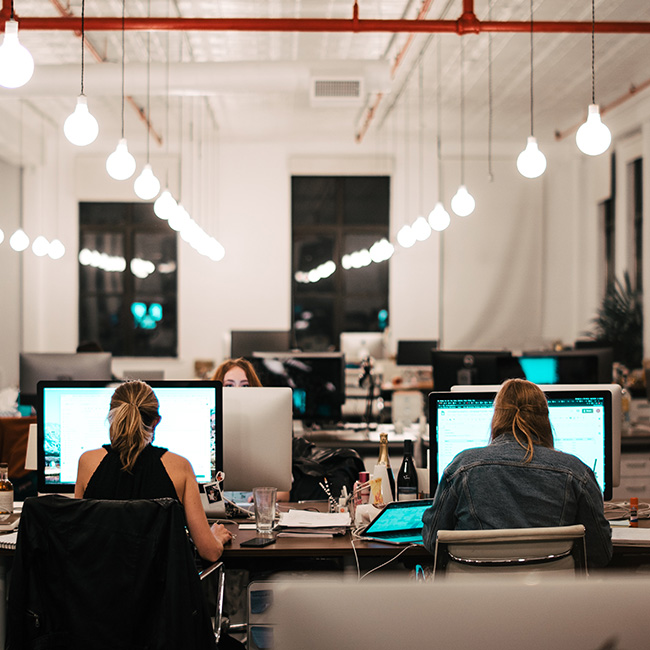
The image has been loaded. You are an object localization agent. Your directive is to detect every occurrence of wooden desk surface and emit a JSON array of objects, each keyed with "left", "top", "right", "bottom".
[{"left": 222, "top": 521, "right": 431, "bottom": 560}]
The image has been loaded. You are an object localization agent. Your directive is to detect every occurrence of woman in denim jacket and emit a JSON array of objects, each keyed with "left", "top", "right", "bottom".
[{"left": 422, "top": 378, "right": 613, "bottom": 568}]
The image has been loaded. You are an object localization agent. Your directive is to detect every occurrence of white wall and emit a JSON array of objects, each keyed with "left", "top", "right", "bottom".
[{"left": 2, "top": 90, "right": 649, "bottom": 387}]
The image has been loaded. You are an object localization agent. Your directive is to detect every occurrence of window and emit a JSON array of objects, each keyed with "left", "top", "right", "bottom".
[
  {"left": 629, "top": 157, "right": 643, "bottom": 292},
  {"left": 79, "top": 202, "right": 178, "bottom": 357},
  {"left": 292, "top": 176, "right": 390, "bottom": 351}
]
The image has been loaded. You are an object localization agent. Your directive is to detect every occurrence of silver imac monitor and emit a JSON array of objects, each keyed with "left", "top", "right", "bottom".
[
  {"left": 449, "top": 383, "right": 622, "bottom": 487},
  {"left": 270, "top": 578, "right": 650, "bottom": 650},
  {"left": 339, "top": 332, "right": 385, "bottom": 365},
  {"left": 20, "top": 352, "right": 113, "bottom": 407},
  {"left": 222, "top": 387, "right": 293, "bottom": 491}
]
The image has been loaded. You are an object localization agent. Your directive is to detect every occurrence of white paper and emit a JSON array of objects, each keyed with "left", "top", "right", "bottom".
[
  {"left": 278, "top": 509, "right": 351, "bottom": 528},
  {"left": 611, "top": 527, "right": 650, "bottom": 544}
]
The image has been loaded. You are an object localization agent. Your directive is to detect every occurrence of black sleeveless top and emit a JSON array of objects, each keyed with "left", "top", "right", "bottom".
[{"left": 84, "top": 444, "right": 179, "bottom": 501}]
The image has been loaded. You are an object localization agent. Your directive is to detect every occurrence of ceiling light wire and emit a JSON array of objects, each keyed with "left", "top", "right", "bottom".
[
  {"left": 436, "top": 36, "right": 443, "bottom": 200},
  {"left": 487, "top": 0, "right": 494, "bottom": 182}
]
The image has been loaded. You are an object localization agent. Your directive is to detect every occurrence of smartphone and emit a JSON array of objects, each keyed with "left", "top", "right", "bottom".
[{"left": 240, "top": 537, "right": 277, "bottom": 548}]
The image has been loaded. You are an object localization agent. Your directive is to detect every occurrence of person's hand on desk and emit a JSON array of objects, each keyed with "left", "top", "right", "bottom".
[{"left": 211, "top": 522, "right": 234, "bottom": 545}]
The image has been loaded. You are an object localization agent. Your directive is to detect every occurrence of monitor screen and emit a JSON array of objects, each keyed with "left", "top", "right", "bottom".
[
  {"left": 20, "top": 352, "right": 113, "bottom": 407},
  {"left": 431, "top": 350, "right": 524, "bottom": 391},
  {"left": 520, "top": 349, "right": 613, "bottom": 384},
  {"left": 429, "top": 389, "right": 613, "bottom": 500},
  {"left": 396, "top": 340, "right": 438, "bottom": 366},
  {"left": 37, "top": 380, "right": 222, "bottom": 493},
  {"left": 340, "top": 332, "right": 385, "bottom": 365},
  {"left": 251, "top": 352, "right": 345, "bottom": 423},
  {"left": 230, "top": 330, "right": 292, "bottom": 359},
  {"left": 222, "top": 387, "right": 293, "bottom": 492}
]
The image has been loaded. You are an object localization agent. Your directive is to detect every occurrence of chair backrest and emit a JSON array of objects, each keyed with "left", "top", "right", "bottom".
[
  {"left": 7, "top": 495, "right": 217, "bottom": 650},
  {"left": 433, "top": 524, "right": 587, "bottom": 580}
]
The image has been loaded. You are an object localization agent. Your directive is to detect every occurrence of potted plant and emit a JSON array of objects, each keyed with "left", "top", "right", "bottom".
[{"left": 586, "top": 272, "right": 643, "bottom": 372}]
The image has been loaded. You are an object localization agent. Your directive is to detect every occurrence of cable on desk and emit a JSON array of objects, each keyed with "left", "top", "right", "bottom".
[
  {"left": 357, "top": 544, "right": 418, "bottom": 581},
  {"left": 604, "top": 500, "right": 650, "bottom": 521}
]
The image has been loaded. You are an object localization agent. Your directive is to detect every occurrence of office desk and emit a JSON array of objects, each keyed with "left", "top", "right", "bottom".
[{"left": 221, "top": 515, "right": 650, "bottom": 575}]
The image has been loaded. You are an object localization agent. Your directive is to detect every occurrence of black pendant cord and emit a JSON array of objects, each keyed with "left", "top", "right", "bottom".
[
  {"left": 80, "top": 0, "right": 86, "bottom": 96},
  {"left": 529, "top": 0, "right": 534, "bottom": 137},
  {"left": 145, "top": 0, "right": 151, "bottom": 164},
  {"left": 591, "top": 0, "right": 596, "bottom": 104},
  {"left": 487, "top": 0, "right": 494, "bottom": 180},
  {"left": 436, "top": 36, "right": 443, "bottom": 201},
  {"left": 459, "top": 38, "right": 465, "bottom": 185},
  {"left": 120, "top": 0, "right": 125, "bottom": 139}
]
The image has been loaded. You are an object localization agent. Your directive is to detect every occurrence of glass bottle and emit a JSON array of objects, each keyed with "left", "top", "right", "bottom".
[
  {"left": 397, "top": 439, "right": 419, "bottom": 501},
  {"left": 0, "top": 463, "right": 14, "bottom": 514},
  {"left": 376, "top": 432, "right": 395, "bottom": 500}
]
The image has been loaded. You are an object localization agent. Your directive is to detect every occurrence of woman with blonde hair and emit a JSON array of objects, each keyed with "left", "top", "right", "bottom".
[
  {"left": 75, "top": 380, "right": 232, "bottom": 562},
  {"left": 212, "top": 357, "right": 262, "bottom": 387},
  {"left": 422, "top": 378, "right": 612, "bottom": 567}
]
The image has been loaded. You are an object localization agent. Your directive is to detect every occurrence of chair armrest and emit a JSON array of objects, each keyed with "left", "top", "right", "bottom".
[{"left": 199, "top": 560, "right": 224, "bottom": 581}]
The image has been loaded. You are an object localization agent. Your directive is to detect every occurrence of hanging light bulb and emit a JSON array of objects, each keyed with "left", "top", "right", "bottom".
[
  {"left": 576, "top": 104, "right": 611, "bottom": 156},
  {"left": 0, "top": 228, "right": 4, "bottom": 244},
  {"left": 576, "top": 0, "right": 611, "bottom": 156},
  {"left": 106, "top": 0, "right": 136, "bottom": 179},
  {"left": 428, "top": 202, "right": 451, "bottom": 232},
  {"left": 517, "top": 0, "right": 546, "bottom": 179},
  {"left": 153, "top": 189, "right": 177, "bottom": 220},
  {"left": 517, "top": 136, "right": 547, "bottom": 179},
  {"left": 0, "top": 20, "right": 34, "bottom": 89},
  {"left": 64, "top": 95, "right": 99, "bottom": 146},
  {"left": 134, "top": 163, "right": 161, "bottom": 200},
  {"left": 106, "top": 138, "right": 136, "bottom": 180},
  {"left": 48, "top": 239, "right": 66, "bottom": 260},
  {"left": 397, "top": 224, "right": 416, "bottom": 249},
  {"left": 31, "top": 235, "right": 50, "bottom": 257},
  {"left": 411, "top": 216, "right": 432, "bottom": 241},
  {"left": 451, "top": 40, "right": 475, "bottom": 218},
  {"left": 64, "top": 0, "right": 97, "bottom": 146},
  {"left": 451, "top": 186, "right": 475, "bottom": 217},
  {"left": 9, "top": 228, "right": 29, "bottom": 252}
]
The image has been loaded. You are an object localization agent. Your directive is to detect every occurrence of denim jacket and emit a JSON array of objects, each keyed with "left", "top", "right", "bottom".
[{"left": 422, "top": 436, "right": 613, "bottom": 568}]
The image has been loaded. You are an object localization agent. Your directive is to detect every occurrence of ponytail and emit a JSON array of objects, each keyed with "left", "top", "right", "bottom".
[{"left": 107, "top": 381, "right": 159, "bottom": 472}]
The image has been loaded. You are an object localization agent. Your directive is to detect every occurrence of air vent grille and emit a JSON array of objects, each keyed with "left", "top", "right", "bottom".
[{"left": 310, "top": 77, "right": 365, "bottom": 106}]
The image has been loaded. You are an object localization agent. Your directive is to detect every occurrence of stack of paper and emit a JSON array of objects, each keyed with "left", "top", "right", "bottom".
[
  {"left": 277, "top": 509, "right": 351, "bottom": 538},
  {"left": 610, "top": 527, "right": 650, "bottom": 546}
]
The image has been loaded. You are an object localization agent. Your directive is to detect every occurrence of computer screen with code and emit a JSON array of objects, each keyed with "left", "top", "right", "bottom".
[{"left": 429, "top": 389, "right": 612, "bottom": 500}]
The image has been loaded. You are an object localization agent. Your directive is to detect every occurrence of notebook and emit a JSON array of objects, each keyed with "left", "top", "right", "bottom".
[{"left": 358, "top": 499, "right": 433, "bottom": 545}]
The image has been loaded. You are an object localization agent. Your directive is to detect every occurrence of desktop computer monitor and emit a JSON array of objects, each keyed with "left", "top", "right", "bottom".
[
  {"left": 429, "top": 388, "right": 613, "bottom": 500},
  {"left": 222, "top": 387, "right": 293, "bottom": 492},
  {"left": 20, "top": 352, "right": 113, "bottom": 407},
  {"left": 230, "top": 330, "right": 292, "bottom": 359},
  {"left": 519, "top": 348, "right": 614, "bottom": 384},
  {"left": 396, "top": 340, "right": 438, "bottom": 366},
  {"left": 252, "top": 352, "right": 346, "bottom": 424},
  {"left": 449, "top": 382, "right": 622, "bottom": 488},
  {"left": 339, "top": 332, "right": 384, "bottom": 365},
  {"left": 431, "top": 350, "right": 523, "bottom": 391},
  {"left": 36, "top": 380, "right": 222, "bottom": 493}
]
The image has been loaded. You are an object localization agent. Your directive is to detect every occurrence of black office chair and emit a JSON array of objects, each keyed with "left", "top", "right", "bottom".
[{"left": 7, "top": 495, "right": 223, "bottom": 650}]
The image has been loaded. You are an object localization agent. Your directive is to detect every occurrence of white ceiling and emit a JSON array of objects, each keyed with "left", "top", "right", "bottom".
[{"left": 2, "top": 0, "right": 650, "bottom": 153}]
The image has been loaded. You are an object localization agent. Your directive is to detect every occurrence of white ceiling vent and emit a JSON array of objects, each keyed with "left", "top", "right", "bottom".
[{"left": 310, "top": 77, "right": 365, "bottom": 107}]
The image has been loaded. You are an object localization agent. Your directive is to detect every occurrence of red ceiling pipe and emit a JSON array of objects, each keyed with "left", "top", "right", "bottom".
[{"left": 1, "top": 17, "right": 649, "bottom": 34}]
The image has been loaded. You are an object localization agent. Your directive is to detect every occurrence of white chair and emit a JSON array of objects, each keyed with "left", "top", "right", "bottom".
[{"left": 433, "top": 524, "right": 587, "bottom": 580}]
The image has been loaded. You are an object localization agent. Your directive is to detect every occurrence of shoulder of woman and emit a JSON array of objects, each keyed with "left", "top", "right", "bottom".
[
  {"left": 80, "top": 447, "right": 108, "bottom": 463},
  {"left": 78, "top": 447, "right": 107, "bottom": 472},
  {"left": 160, "top": 450, "right": 193, "bottom": 473}
]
